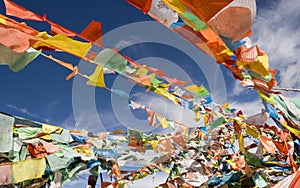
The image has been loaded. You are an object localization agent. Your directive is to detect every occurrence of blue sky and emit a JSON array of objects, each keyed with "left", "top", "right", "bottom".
[
  {"left": 2, "top": 0, "right": 298, "bottom": 132},
  {"left": 0, "top": 0, "right": 246, "bottom": 133},
  {"left": 1, "top": 0, "right": 300, "bottom": 186}
]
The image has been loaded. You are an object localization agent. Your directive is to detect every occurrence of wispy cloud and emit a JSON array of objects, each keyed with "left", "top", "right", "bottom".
[
  {"left": 252, "top": 0, "right": 300, "bottom": 96},
  {"left": 115, "top": 36, "right": 141, "bottom": 49},
  {"left": 231, "top": 98, "right": 264, "bottom": 116},
  {"left": 6, "top": 104, "right": 41, "bottom": 119}
]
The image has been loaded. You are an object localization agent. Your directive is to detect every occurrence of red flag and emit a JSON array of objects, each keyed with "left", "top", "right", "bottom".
[
  {"left": 4, "top": 0, "right": 45, "bottom": 21},
  {"left": 46, "top": 20, "right": 76, "bottom": 38},
  {"left": 80, "top": 20, "right": 103, "bottom": 47},
  {"left": 126, "top": 0, "right": 152, "bottom": 14}
]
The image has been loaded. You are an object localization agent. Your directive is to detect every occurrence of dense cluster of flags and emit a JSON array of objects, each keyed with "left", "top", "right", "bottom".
[{"left": 1, "top": 0, "right": 300, "bottom": 187}]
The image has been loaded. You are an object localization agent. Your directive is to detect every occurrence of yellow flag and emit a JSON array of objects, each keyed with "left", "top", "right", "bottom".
[
  {"left": 33, "top": 32, "right": 92, "bottom": 58},
  {"left": 42, "top": 124, "right": 63, "bottom": 134},
  {"left": 243, "top": 123, "right": 259, "bottom": 138},
  {"left": 87, "top": 65, "right": 106, "bottom": 87},
  {"left": 12, "top": 158, "right": 46, "bottom": 183},
  {"left": 258, "top": 90, "right": 275, "bottom": 105},
  {"left": 150, "top": 140, "right": 159, "bottom": 153},
  {"left": 0, "top": 17, "right": 6, "bottom": 25},
  {"left": 185, "top": 84, "right": 200, "bottom": 93},
  {"left": 240, "top": 54, "right": 269, "bottom": 77},
  {"left": 154, "top": 88, "right": 178, "bottom": 104},
  {"left": 238, "top": 133, "right": 246, "bottom": 155},
  {"left": 135, "top": 67, "right": 148, "bottom": 75},
  {"left": 162, "top": 0, "right": 186, "bottom": 15},
  {"left": 156, "top": 114, "right": 169, "bottom": 128}
]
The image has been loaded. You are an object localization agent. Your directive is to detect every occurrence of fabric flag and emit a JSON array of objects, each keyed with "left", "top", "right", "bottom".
[
  {"left": 164, "top": 77, "right": 189, "bottom": 87},
  {"left": 148, "top": 0, "right": 178, "bottom": 26},
  {"left": 274, "top": 95, "right": 300, "bottom": 125},
  {"left": 126, "top": 0, "right": 152, "bottom": 13},
  {"left": 0, "top": 24, "right": 38, "bottom": 53},
  {"left": 0, "top": 164, "right": 12, "bottom": 185},
  {"left": 240, "top": 53, "right": 269, "bottom": 77},
  {"left": 207, "top": 0, "right": 256, "bottom": 42},
  {"left": 146, "top": 108, "right": 156, "bottom": 126},
  {"left": 197, "top": 85, "right": 210, "bottom": 97},
  {"left": 159, "top": 138, "right": 175, "bottom": 153},
  {"left": 180, "top": 11, "right": 208, "bottom": 32},
  {"left": 156, "top": 114, "right": 169, "bottom": 128},
  {"left": 180, "top": 0, "right": 233, "bottom": 22},
  {"left": 154, "top": 87, "right": 179, "bottom": 104},
  {"left": 0, "top": 113, "right": 14, "bottom": 153},
  {"left": 0, "top": 13, "right": 39, "bottom": 35},
  {"left": 0, "top": 44, "right": 41, "bottom": 72},
  {"left": 33, "top": 32, "right": 92, "bottom": 58},
  {"left": 173, "top": 24, "right": 214, "bottom": 58},
  {"left": 260, "top": 136, "right": 276, "bottom": 154},
  {"left": 46, "top": 20, "right": 77, "bottom": 38},
  {"left": 94, "top": 48, "right": 127, "bottom": 75},
  {"left": 150, "top": 77, "right": 163, "bottom": 86},
  {"left": 185, "top": 84, "right": 200, "bottom": 93},
  {"left": 243, "top": 109, "right": 267, "bottom": 126},
  {"left": 80, "top": 20, "right": 103, "bottom": 47},
  {"left": 161, "top": 0, "right": 186, "bottom": 15},
  {"left": 129, "top": 100, "right": 145, "bottom": 110},
  {"left": 86, "top": 65, "right": 105, "bottom": 88},
  {"left": 173, "top": 86, "right": 185, "bottom": 97},
  {"left": 4, "top": 0, "right": 45, "bottom": 21},
  {"left": 144, "top": 65, "right": 166, "bottom": 77},
  {"left": 103, "top": 68, "right": 115, "bottom": 74},
  {"left": 12, "top": 157, "right": 46, "bottom": 183}
]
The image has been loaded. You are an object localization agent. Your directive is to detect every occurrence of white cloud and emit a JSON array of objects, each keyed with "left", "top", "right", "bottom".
[
  {"left": 231, "top": 98, "right": 264, "bottom": 116},
  {"left": 115, "top": 36, "right": 141, "bottom": 49},
  {"left": 231, "top": 81, "right": 246, "bottom": 97},
  {"left": 252, "top": 0, "right": 300, "bottom": 92},
  {"left": 6, "top": 104, "right": 41, "bottom": 119}
]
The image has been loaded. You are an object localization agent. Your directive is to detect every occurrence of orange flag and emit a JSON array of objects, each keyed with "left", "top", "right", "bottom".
[
  {"left": 46, "top": 20, "right": 77, "bottom": 38},
  {"left": 146, "top": 108, "right": 156, "bottom": 126},
  {"left": 144, "top": 65, "right": 166, "bottom": 77},
  {"left": 80, "top": 20, "right": 103, "bottom": 47},
  {"left": 163, "top": 76, "right": 189, "bottom": 87},
  {"left": 260, "top": 136, "right": 276, "bottom": 154},
  {"left": 180, "top": 0, "right": 233, "bottom": 22},
  {"left": 0, "top": 14, "right": 39, "bottom": 35},
  {"left": 0, "top": 24, "right": 38, "bottom": 52},
  {"left": 4, "top": 0, "right": 45, "bottom": 21}
]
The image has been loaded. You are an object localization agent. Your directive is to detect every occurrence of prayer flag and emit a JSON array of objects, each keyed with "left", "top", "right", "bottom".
[{"left": 86, "top": 65, "right": 106, "bottom": 88}]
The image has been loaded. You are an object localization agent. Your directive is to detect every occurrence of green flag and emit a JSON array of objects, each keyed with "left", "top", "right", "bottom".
[
  {"left": 0, "top": 44, "right": 41, "bottom": 72},
  {"left": 94, "top": 48, "right": 127, "bottom": 75},
  {"left": 196, "top": 85, "right": 210, "bottom": 97}
]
